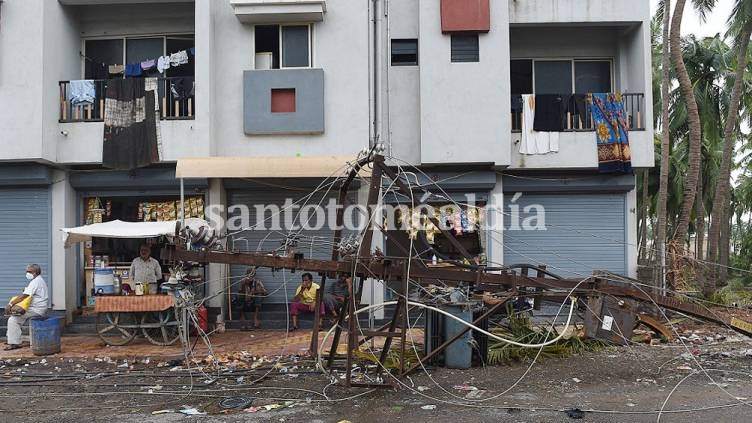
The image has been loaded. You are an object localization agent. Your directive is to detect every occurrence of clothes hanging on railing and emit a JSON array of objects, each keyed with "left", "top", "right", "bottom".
[
  {"left": 125, "top": 63, "right": 143, "bottom": 77},
  {"left": 108, "top": 64, "right": 124, "bottom": 75},
  {"left": 520, "top": 94, "right": 559, "bottom": 155},
  {"left": 565, "top": 94, "right": 588, "bottom": 128},
  {"left": 68, "top": 80, "right": 96, "bottom": 106},
  {"left": 533, "top": 94, "right": 565, "bottom": 132},
  {"left": 588, "top": 93, "right": 631, "bottom": 173},
  {"left": 145, "top": 77, "right": 163, "bottom": 160},
  {"left": 140, "top": 59, "right": 156, "bottom": 71},
  {"left": 103, "top": 78, "right": 159, "bottom": 170}
]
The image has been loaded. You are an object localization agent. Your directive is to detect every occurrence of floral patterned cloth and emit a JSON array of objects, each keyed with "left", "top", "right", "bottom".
[{"left": 588, "top": 93, "right": 632, "bottom": 173}]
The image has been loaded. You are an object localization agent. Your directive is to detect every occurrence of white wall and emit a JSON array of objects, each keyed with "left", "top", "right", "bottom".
[
  {"left": 509, "top": 130, "right": 653, "bottom": 169},
  {"left": 56, "top": 120, "right": 206, "bottom": 163},
  {"left": 618, "top": 24, "right": 654, "bottom": 168},
  {"left": 385, "top": 0, "right": 420, "bottom": 164},
  {"left": 510, "top": 0, "right": 649, "bottom": 24},
  {"left": 43, "top": 1, "right": 84, "bottom": 163},
  {"left": 212, "top": 0, "right": 371, "bottom": 158},
  {"left": 418, "top": 0, "right": 510, "bottom": 166},
  {"left": 0, "top": 0, "right": 45, "bottom": 160}
]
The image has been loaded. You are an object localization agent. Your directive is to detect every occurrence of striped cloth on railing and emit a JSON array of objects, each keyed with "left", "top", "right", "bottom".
[{"left": 95, "top": 295, "right": 174, "bottom": 313}]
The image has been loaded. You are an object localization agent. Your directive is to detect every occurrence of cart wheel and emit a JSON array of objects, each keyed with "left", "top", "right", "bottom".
[
  {"left": 141, "top": 309, "right": 181, "bottom": 346},
  {"left": 96, "top": 312, "right": 138, "bottom": 346}
]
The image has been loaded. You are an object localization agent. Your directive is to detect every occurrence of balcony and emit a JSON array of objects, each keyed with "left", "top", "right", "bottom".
[
  {"left": 509, "top": 93, "right": 652, "bottom": 169},
  {"left": 510, "top": 93, "right": 646, "bottom": 133},
  {"left": 59, "top": 77, "right": 195, "bottom": 123}
]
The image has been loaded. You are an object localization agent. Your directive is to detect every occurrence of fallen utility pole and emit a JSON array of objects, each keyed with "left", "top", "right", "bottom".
[{"left": 163, "top": 152, "right": 752, "bottom": 387}]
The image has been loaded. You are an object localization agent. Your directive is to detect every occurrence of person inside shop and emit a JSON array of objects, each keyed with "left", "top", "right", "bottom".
[
  {"left": 289, "top": 272, "right": 325, "bottom": 332},
  {"left": 130, "top": 244, "right": 162, "bottom": 294},
  {"left": 238, "top": 266, "right": 268, "bottom": 330},
  {"left": 323, "top": 274, "right": 352, "bottom": 324},
  {"left": 4, "top": 264, "right": 49, "bottom": 351}
]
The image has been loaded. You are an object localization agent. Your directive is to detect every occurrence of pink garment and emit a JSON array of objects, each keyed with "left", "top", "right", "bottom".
[{"left": 290, "top": 301, "right": 325, "bottom": 316}]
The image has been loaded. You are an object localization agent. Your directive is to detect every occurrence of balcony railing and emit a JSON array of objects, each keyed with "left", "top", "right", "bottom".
[
  {"left": 59, "top": 77, "right": 195, "bottom": 123},
  {"left": 511, "top": 93, "right": 645, "bottom": 132}
]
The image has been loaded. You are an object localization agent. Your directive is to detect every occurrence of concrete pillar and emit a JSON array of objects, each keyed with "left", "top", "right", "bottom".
[
  {"left": 49, "top": 170, "right": 78, "bottom": 320},
  {"left": 361, "top": 181, "right": 384, "bottom": 320},
  {"left": 626, "top": 185, "right": 638, "bottom": 278},
  {"left": 206, "top": 178, "right": 227, "bottom": 312},
  {"left": 487, "top": 174, "right": 505, "bottom": 268}
]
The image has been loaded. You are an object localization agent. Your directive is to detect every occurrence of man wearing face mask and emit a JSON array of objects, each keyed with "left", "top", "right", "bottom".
[{"left": 4, "top": 264, "right": 49, "bottom": 351}]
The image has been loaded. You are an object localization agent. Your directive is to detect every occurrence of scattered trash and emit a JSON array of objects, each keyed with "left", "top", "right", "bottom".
[
  {"left": 465, "top": 389, "right": 486, "bottom": 399},
  {"left": 626, "top": 402, "right": 636, "bottom": 407},
  {"left": 151, "top": 409, "right": 174, "bottom": 415},
  {"left": 179, "top": 407, "right": 206, "bottom": 416},
  {"left": 572, "top": 378, "right": 582, "bottom": 383},
  {"left": 452, "top": 384, "right": 478, "bottom": 391},
  {"left": 417, "top": 386, "right": 430, "bottom": 392},
  {"left": 565, "top": 408, "right": 585, "bottom": 419},
  {"left": 219, "top": 396, "right": 254, "bottom": 409},
  {"left": 421, "top": 405, "right": 437, "bottom": 410},
  {"left": 677, "top": 365, "right": 693, "bottom": 371},
  {"left": 337, "top": 420, "right": 352, "bottom": 423},
  {"left": 243, "top": 406, "right": 262, "bottom": 413}
]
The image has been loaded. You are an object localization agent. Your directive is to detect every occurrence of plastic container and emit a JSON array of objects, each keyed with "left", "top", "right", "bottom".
[
  {"left": 94, "top": 268, "right": 115, "bottom": 294},
  {"left": 442, "top": 304, "right": 473, "bottom": 369},
  {"left": 30, "top": 317, "right": 62, "bottom": 356}
]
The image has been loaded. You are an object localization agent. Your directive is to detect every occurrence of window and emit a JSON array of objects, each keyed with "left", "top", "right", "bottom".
[
  {"left": 450, "top": 34, "right": 479, "bottom": 63},
  {"left": 83, "top": 35, "right": 195, "bottom": 79},
  {"left": 575, "top": 61, "right": 612, "bottom": 94},
  {"left": 255, "top": 24, "right": 312, "bottom": 69},
  {"left": 534, "top": 60, "right": 572, "bottom": 94},
  {"left": 510, "top": 59, "right": 532, "bottom": 95},
  {"left": 515, "top": 59, "right": 612, "bottom": 95},
  {"left": 391, "top": 39, "right": 418, "bottom": 66}
]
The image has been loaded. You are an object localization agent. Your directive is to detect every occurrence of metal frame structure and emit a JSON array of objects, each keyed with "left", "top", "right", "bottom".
[{"left": 162, "top": 152, "right": 752, "bottom": 388}]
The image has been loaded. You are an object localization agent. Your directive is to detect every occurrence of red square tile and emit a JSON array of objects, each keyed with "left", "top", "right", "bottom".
[{"left": 271, "top": 88, "right": 296, "bottom": 113}]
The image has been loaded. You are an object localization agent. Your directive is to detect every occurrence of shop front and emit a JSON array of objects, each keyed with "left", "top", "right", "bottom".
[{"left": 69, "top": 166, "right": 208, "bottom": 309}]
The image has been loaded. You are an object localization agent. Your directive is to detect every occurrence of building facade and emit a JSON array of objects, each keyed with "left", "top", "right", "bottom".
[{"left": 0, "top": 0, "right": 653, "bottom": 320}]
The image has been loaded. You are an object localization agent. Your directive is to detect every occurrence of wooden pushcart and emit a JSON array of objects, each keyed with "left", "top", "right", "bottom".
[{"left": 94, "top": 295, "right": 181, "bottom": 346}]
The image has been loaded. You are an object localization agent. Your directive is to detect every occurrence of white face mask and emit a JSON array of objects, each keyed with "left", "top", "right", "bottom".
[{"left": 25, "top": 272, "right": 34, "bottom": 281}]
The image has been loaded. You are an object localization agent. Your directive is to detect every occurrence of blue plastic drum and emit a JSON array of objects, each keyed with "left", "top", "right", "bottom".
[{"left": 30, "top": 316, "right": 62, "bottom": 356}]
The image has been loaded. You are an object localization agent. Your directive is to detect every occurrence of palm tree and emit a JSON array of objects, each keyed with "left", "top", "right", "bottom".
[
  {"left": 707, "top": 0, "right": 752, "bottom": 288},
  {"left": 656, "top": 0, "right": 672, "bottom": 289},
  {"left": 669, "top": 0, "right": 715, "bottom": 262}
]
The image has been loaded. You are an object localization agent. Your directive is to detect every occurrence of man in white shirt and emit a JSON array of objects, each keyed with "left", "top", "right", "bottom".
[
  {"left": 4, "top": 264, "right": 49, "bottom": 351},
  {"left": 130, "top": 244, "right": 162, "bottom": 293}
]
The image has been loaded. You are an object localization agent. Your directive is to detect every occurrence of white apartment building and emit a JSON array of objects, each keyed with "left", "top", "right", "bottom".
[{"left": 0, "top": 0, "right": 653, "bottom": 321}]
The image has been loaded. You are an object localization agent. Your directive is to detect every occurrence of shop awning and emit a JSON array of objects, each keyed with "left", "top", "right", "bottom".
[
  {"left": 175, "top": 156, "right": 365, "bottom": 179},
  {"left": 61, "top": 218, "right": 209, "bottom": 248}
]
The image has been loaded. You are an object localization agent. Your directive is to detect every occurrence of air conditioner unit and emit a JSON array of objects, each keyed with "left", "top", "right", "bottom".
[{"left": 255, "top": 52, "right": 273, "bottom": 70}]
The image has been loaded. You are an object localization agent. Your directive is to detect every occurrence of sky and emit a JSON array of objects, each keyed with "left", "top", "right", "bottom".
[{"left": 650, "top": 0, "right": 735, "bottom": 37}]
